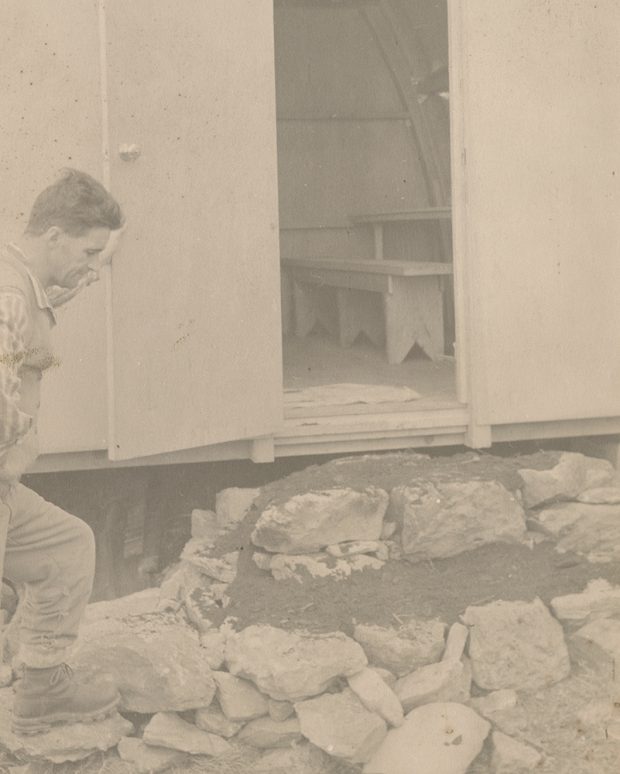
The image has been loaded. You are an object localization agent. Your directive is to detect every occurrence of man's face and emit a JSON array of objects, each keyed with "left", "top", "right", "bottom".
[{"left": 49, "top": 227, "right": 111, "bottom": 289}]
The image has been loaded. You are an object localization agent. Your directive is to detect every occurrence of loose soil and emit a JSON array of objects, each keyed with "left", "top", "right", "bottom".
[{"left": 210, "top": 450, "right": 620, "bottom": 634}]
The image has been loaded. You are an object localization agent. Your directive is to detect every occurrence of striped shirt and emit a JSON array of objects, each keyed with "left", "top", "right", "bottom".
[{"left": 0, "top": 289, "right": 34, "bottom": 464}]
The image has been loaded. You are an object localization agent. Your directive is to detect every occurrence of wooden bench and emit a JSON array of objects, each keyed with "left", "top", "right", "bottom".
[
  {"left": 281, "top": 256, "right": 453, "bottom": 364},
  {"left": 350, "top": 207, "right": 452, "bottom": 261}
]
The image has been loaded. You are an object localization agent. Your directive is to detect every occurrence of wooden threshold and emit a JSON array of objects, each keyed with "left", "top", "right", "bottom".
[
  {"left": 284, "top": 397, "right": 465, "bottom": 419},
  {"left": 30, "top": 411, "right": 620, "bottom": 472}
]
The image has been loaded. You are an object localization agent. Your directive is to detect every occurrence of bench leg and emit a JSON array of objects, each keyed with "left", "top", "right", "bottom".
[
  {"left": 292, "top": 281, "right": 338, "bottom": 338},
  {"left": 383, "top": 276, "right": 444, "bottom": 364},
  {"left": 292, "top": 280, "right": 318, "bottom": 337},
  {"left": 337, "top": 288, "right": 384, "bottom": 349}
]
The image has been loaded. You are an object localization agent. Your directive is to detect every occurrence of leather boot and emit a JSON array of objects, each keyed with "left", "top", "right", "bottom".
[{"left": 12, "top": 663, "right": 120, "bottom": 735}]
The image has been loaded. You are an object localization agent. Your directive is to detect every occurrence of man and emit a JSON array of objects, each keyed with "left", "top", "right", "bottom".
[{"left": 0, "top": 169, "right": 124, "bottom": 734}]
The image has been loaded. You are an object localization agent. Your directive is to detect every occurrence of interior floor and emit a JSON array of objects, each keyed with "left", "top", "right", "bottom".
[{"left": 282, "top": 330, "right": 459, "bottom": 416}]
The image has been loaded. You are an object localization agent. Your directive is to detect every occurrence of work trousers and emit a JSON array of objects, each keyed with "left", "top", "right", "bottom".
[{"left": 0, "top": 483, "right": 95, "bottom": 668}]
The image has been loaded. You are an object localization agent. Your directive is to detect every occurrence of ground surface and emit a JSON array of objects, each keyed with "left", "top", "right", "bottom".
[{"left": 3, "top": 448, "right": 620, "bottom": 773}]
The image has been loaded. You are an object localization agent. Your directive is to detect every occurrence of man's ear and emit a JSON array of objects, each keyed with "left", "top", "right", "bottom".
[{"left": 43, "top": 226, "right": 63, "bottom": 245}]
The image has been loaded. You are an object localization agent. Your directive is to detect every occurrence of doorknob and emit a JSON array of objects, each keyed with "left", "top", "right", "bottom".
[{"left": 118, "top": 143, "right": 141, "bottom": 161}]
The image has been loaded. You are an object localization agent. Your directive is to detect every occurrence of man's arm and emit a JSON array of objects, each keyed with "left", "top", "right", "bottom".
[{"left": 0, "top": 290, "right": 33, "bottom": 479}]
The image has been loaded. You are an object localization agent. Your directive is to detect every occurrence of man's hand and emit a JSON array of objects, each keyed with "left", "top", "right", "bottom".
[
  {"left": 46, "top": 224, "right": 127, "bottom": 308},
  {"left": 47, "top": 271, "right": 99, "bottom": 308}
]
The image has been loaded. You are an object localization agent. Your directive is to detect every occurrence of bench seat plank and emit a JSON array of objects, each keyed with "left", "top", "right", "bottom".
[
  {"left": 281, "top": 256, "right": 452, "bottom": 277},
  {"left": 350, "top": 207, "right": 452, "bottom": 223}
]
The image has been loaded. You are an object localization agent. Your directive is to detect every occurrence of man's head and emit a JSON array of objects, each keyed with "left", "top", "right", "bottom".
[{"left": 25, "top": 169, "right": 124, "bottom": 289}]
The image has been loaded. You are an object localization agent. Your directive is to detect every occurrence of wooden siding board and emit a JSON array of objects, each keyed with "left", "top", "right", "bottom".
[
  {"left": 460, "top": 1, "right": 620, "bottom": 425},
  {"left": 105, "top": 0, "right": 283, "bottom": 459},
  {"left": 0, "top": 0, "right": 109, "bottom": 454}
]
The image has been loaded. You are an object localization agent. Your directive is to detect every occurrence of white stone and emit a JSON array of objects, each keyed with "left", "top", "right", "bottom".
[
  {"left": 194, "top": 705, "right": 244, "bottom": 737},
  {"left": 534, "top": 502, "right": 620, "bottom": 562},
  {"left": 578, "top": 486, "right": 620, "bottom": 504},
  {"left": 462, "top": 598, "right": 570, "bottom": 691},
  {"left": 469, "top": 689, "right": 518, "bottom": 717},
  {"left": 269, "top": 552, "right": 384, "bottom": 582},
  {"left": 253, "top": 551, "right": 273, "bottom": 571},
  {"left": 253, "top": 743, "right": 335, "bottom": 773},
  {"left": 73, "top": 613, "right": 216, "bottom": 713},
  {"left": 394, "top": 658, "right": 472, "bottom": 712},
  {"left": 348, "top": 668, "right": 404, "bottom": 727},
  {"left": 191, "top": 508, "right": 219, "bottom": 540},
  {"left": 392, "top": 480, "right": 526, "bottom": 561},
  {"left": 443, "top": 622, "right": 469, "bottom": 661},
  {"left": 518, "top": 452, "right": 615, "bottom": 508},
  {"left": 468, "top": 690, "right": 527, "bottom": 737},
  {"left": 326, "top": 540, "right": 384, "bottom": 557},
  {"left": 180, "top": 540, "right": 239, "bottom": 582},
  {"left": 551, "top": 579, "right": 620, "bottom": 623},
  {"left": 532, "top": 502, "right": 584, "bottom": 535},
  {"left": 381, "top": 521, "right": 397, "bottom": 539},
  {"left": 295, "top": 688, "right": 387, "bottom": 764},
  {"left": 84, "top": 588, "right": 161, "bottom": 623},
  {"left": 117, "top": 736, "right": 186, "bottom": 773},
  {"left": 370, "top": 667, "right": 397, "bottom": 689},
  {"left": 237, "top": 715, "right": 302, "bottom": 748},
  {"left": 364, "top": 702, "right": 490, "bottom": 774},
  {"left": 492, "top": 731, "right": 542, "bottom": 773},
  {"left": 468, "top": 688, "right": 529, "bottom": 736},
  {"left": 570, "top": 618, "right": 620, "bottom": 684},
  {"left": 216, "top": 487, "right": 260, "bottom": 529},
  {"left": 183, "top": 583, "right": 217, "bottom": 633},
  {"left": 199, "top": 629, "right": 227, "bottom": 670},
  {"left": 157, "top": 562, "right": 205, "bottom": 610},
  {"left": 353, "top": 620, "right": 446, "bottom": 676},
  {"left": 251, "top": 487, "right": 389, "bottom": 554},
  {"left": 143, "top": 712, "right": 232, "bottom": 756},
  {"left": 225, "top": 625, "right": 368, "bottom": 701},
  {"left": 212, "top": 671, "right": 269, "bottom": 721},
  {"left": 576, "top": 698, "right": 615, "bottom": 729},
  {"left": 0, "top": 689, "right": 133, "bottom": 764},
  {"left": 268, "top": 698, "right": 295, "bottom": 721}
]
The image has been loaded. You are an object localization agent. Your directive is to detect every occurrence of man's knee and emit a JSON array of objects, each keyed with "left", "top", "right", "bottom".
[{"left": 74, "top": 517, "right": 95, "bottom": 557}]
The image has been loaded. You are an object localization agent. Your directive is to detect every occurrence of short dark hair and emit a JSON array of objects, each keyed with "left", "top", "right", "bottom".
[{"left": 25, "top": 168, "right": 124, "bottom": 236}]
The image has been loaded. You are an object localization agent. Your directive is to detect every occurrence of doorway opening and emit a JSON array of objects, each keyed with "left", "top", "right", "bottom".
[{"left": 273, "top": 0, "right": 457, "bottom": 419}]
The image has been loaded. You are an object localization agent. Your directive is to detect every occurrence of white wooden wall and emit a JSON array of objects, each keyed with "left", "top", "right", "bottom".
[
  {"left": 0, "top": 0, "right": 109, "bottom": 453},
  {"left": 453, "top": 0, "right": 620, "bottom": 426}
]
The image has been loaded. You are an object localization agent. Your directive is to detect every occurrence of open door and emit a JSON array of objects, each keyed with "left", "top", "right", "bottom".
[
  {"left": 104, "top": 0, "right": 283, "bottom": 460},
  {"left": 452, "top": 1, "right": 620, "bottom": 432}
]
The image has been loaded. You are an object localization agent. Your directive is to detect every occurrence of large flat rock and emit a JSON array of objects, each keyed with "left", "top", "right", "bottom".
[
  {"left": 251, "top": 487, "right": 388, "bottom": 553},
  {"left": 73, "top": 612, "right": 216, "bottom": 713},
  {"left": 142, "top": 712, "right": 232, "bottom": 756},
  {"left": 518, "top": 452, "right": 615, "bottom": 508},
  {"left": 353, "top": 620, "right": 446, "bottom": 677},
  {"left": 225, "top": 625, "right": 367, "bottom": 701},
  {"left": 533, "top": 502, "right": 620, "bottom": 562},
  {"left": 295, "top": 688, "right": 387, "bottom": 764},
  {"left": 391, "top": 480, "right": 526, "bottom": 561},
  {"left": 462, "top": 598, "right": 570, "bottom": 691}
]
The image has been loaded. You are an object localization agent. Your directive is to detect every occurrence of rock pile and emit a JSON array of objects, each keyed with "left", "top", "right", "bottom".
[{"left": 1, "top": 452, "right": 620, "bottom": 771}]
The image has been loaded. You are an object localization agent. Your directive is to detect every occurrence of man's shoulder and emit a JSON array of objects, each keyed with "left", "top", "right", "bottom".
[{"left": 0, "top": 247, "right": 30, "bottom": 297}]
